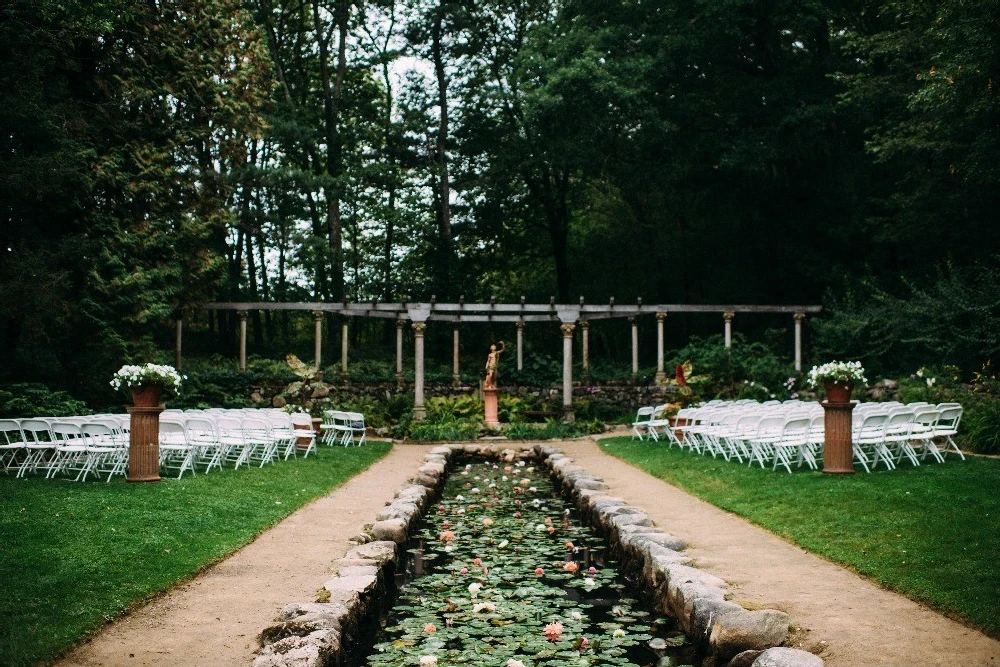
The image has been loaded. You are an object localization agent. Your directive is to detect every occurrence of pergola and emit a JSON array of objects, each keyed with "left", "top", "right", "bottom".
[{"left": 186, "top": 299, "right": 822, "bottom": 421}]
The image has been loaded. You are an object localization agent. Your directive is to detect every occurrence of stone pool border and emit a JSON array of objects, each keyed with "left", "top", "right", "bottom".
[{"left": 253, "top": 444, "right": 823, "bottom": 667}]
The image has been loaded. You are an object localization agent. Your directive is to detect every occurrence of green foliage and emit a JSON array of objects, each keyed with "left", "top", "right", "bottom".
[
  {"left": 0, "top": 443, "right": 391, "bottom": 666},
  {"left": 505, "top": 418, "right": 604, "bottom": 440},
  {"left": 814, "top": 259, "right": 1000, "bottom": 377},
  {"left": 669, "top": 334, "right": 797, "bottom": 401},
  {"left": 0, "top": 384, "right": 91, "bottom": 418},
  {"left": 171, "top": 356, "right": 294, "bottom": 410},
  {"left": 601, "top": 438, "right": 1000, "bottom": 638}
]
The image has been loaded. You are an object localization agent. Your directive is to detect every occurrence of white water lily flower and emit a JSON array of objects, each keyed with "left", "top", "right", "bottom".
[
  {"left": 528, "top": 487, "right": 537, "bottom": 492},
  {"left": 419, "top": 656, "right": 438, "bottom": 666},
  {"left": 498, "top": 540, "right": 509, "bottom": 548},
  {"left": 583, "top": 577, "right": 596, "bottom": 588},
  {"left": 535, "top": 523, "right": 547, "bottom": 531},
  {"left": 456, "top": 495, "right": 465, "bottom": 501},
  {"left": 468, "top": 582, "right": 482, "bottom": 597},
  {"left": 471, "top": 487, "right": 480, "bottom": 494},
  {"left": 526, "top": 466, "right": 534, "bottom": 472},
  {"left": 507, "top": 660, "right": 527, "bottom": 667},
  {"left": 613, "top": 628, "right": 626, "bottom": 638},
  {"left": 571, "top": 611, "right": 583, "bottom": 621},
  {"left": 472, "top": 602, "right": 495, "bottom": 613}
]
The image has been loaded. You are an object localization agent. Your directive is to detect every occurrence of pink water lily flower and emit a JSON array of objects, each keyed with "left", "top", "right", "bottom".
[{"left": 543, "top": 621, "right": 564, "bottom": 641}]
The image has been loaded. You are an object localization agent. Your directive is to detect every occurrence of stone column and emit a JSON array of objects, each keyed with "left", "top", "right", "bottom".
[
  {"left": 412, "top": 322, "right": 427, "bottom": 422},
  {"left": 823, "top": 398, "right": 855, "bottom": 474},
  {"left": 580, "top": 321, "right": 590, "bottom": 370},
  {"left": 127, "top": 405, "right": 163, "bottom": 482},
  {"left": 312, "top": 310, "right": 323, "bottom": 369},
  {"left": 237, "top": 310, "right": 248, "bottom": 372},
  {"left": 561, "top": 323, "right": 576, "bottom": 422},
  {"left": 723, "top": 312, "right": 734, "bottom": 349},
  {"left": 630, "top": 317, "right": 639, "bottom": 379},
  {"left": 515, "top": 321, "right": 524, "bottom": 371},
  {"left": 794, "top": 312, "right": 806, "bottom": 372},
  {"left": 341, "top": 321, "right": 349, "bottom": 379},
  {"left": 174, "top": 317, "right": 183, "bottom": 371},
  {"left": 452, "top": 326, "right": 461, "bottom": 386},
  {"left": 655, "top": 312, "right": 666, "bottom": 382},
  {"left": 395, "top": 318, "right": 404, "bottom": 385}
]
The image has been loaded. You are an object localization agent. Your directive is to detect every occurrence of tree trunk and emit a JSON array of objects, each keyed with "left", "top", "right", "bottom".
[{"left": 431, "top": 4, "right": 453, "bottom": 296}]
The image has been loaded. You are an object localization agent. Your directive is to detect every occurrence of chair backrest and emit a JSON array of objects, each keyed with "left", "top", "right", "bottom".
[
  {"left": 289, "top": 413, "right": 313, "bottom": 428},
  {"left": 185, "top": 416, "right": 218, "bottom": 439},
  {"left": 756, "top": 415, "right": 785, "bottom": 435},
  {"left": 19, "top": 419, "right": 54, "bottom": 442},
  {"left": 159, "top": 420, "right": 188, "bottom": 444},
  {"left": 854, "top": 413, "right": 888, "bottom": 438},
  {"left": 782, "top": 416, "right": 812, "bottom": 438},
  {"left": 0, "top": 419, "right": 25, "bottom": 445},
  {"left": 50, "top": 422, "right": 83, "bottom": 439},
  {"left": 936, "top": 406, "right": 963, "bottom": 429},
  {"left": 81, "top": 423, "right": 115, "bottom": 446},
  {"left": 913, "top": 408, "right": 941, "bottom": 428}
]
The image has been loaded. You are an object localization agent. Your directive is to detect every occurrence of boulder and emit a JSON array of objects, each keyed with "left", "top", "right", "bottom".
[
  {"left": 710, "top": 609, "right": 791, "bottom": 660},
  {"left": 751, "top": 647, "right": 824, "bottom": 667}
]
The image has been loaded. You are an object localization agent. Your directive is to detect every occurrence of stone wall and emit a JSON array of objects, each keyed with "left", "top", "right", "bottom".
[{"left": 254, "top": 444, "right": 823, "bottom": 667}]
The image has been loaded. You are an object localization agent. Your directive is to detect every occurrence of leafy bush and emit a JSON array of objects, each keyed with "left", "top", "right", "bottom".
[
  {"left": 669, "top": 333, "right": 797, "bottom": 400},
  {"left": 505, "top": 418, "right": 604, "bottom": 440},
  {"left": 0, "top": 383, "right": 91, "bottom": 418},
  {"left": 407, "top": 421, "right": 480, "bottom": 441},
  {"left": 171, "top": 355, "right": 295, "bottom": 409}
]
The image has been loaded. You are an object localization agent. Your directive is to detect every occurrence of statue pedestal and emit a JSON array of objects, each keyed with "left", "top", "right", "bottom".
[
  {"left": 483, "top": 387, "right": 500, "bottom": 428},
  {"left": 127, "top": 405, "right": 163, "bottom": 482}
]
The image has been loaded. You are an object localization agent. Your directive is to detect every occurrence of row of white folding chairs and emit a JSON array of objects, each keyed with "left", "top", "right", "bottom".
[
  {"left": 319, "top": 410, "right": 366, "bottom": 446},
  {"left": 634, "top": 399, "right": 964, "bottom": 473},
  {"left": 0, "top": 416, "right": 131, "bottom": 482},
  {"left": 849, "top": 404, "right": 964, "bottom": 472},
  {"left": 157, "top": 409, "right": 317, "bottom": 478}
]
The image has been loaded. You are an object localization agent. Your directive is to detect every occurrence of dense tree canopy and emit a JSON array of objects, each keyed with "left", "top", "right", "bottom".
[{"left": 1, "top": 0, "right": 997, "bottom": 396}]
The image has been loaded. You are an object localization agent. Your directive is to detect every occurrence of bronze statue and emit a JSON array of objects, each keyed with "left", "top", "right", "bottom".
[{"left": 484, "top": 341, "right": 506, "bottom": 389}]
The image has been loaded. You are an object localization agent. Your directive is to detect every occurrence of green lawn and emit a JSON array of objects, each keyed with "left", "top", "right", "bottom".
[
  {"left": 0, "top": 442, "right": 391, "bottom": 666},
  {"left": 599, "top": 437, "right": 1000, "bottom": 638}
]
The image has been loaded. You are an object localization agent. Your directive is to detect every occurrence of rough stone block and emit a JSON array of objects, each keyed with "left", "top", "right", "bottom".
[
  {"left": 690, "top": 597, "right": 744, "bottom": 641},
  {"left": 751, "top": 647, "right": 824, "bottom": 667},
  {"left": 345, "top": 541, "right": 397, "bottom": 566},
  {"left": 371, "top": 518, "right": 408, "bottom": 544},
  {"left": 324, "top": 574, "right": 378, "bottom": 596},
  {"left": 375, "top": 502, "right": 419, "bottom": 523},
  {"left": 253, "top": 629, "right": 340, "bottom": 667},
  {"left": 710, "top": 609, "right": 791, "bottom": 660}
]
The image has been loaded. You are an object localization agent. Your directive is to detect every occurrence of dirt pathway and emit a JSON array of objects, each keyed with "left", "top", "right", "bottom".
[
  {"left": 558, "top": 437, "right": 999, "bottom": 667},
  {"left": 59, "top": 443, "right": 432, "bottom": 667}
]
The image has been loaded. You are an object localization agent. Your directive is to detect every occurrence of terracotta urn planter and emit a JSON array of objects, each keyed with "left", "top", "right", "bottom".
[
  {"left": 823, "top": 381, "right": 853, "bottom": 404},
  {"left": 131, "top": 384, "right": 164, "bottom": 408}
]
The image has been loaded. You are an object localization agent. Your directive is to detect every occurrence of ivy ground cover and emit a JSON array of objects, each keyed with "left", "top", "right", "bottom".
[
  {"left": 0, "top": 442, "right": 391, "bottom": 666},
  {"left": 600, "top": 437, "right": 1000, "bottom": 638},
  {"left": 368, "top": 454, "right": 694, "bottom": 667}
]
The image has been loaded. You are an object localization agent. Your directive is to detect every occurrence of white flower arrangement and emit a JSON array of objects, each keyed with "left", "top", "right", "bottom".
[
  {"left": 807, "top": 360, "right": 867, "bottom": 388},
  {"left": 110, "top": 363, "right": 184, "bottom": 396}
]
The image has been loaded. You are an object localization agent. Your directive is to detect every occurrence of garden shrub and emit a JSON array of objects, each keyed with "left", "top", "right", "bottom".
[
  {"left": 669, "top": 333, "right": 797, "bottom": 400},
  {"left": 0, "top": 383, "right": 91, "bottom": 417}
]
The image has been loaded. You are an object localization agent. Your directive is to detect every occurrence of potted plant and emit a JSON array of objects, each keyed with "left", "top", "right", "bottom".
[
  {"left": 111, "top": 363, "right": 184, "bottom": 407},
  {"left": 807, "top": 360, "right": 867, "bottom": 403}
]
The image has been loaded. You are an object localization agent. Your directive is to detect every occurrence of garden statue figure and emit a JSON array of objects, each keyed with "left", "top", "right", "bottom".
[{"left": 484, "top": 341, "right": 506, "bottom": 389}]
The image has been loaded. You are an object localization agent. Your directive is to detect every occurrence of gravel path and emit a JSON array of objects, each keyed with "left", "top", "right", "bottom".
[
  {"left": 56, "top": 438, "right": 999, "bottom": 666},
  {"left": 59, "top": 443, "right": 433, "bottom": 667},
  {"left": 559, "top": 437, "right": 999, "bottom": 667}
]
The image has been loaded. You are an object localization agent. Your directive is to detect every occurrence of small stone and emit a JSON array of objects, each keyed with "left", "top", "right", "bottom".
[
  {"left": 728, "top": 651, "right": 764, "bottom": 667},
  {"left": 751, "top": 647, "right": 824, "bottom": 667},
  {"left": 272, "top": 395, "right": 287, "bottom": 408},
  {"left": 345, "top": 540, "right": 397, "bottom": 566}
]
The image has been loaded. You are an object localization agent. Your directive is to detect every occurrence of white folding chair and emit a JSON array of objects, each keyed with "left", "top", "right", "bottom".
[
  {"left": 289, "top": 412, "right": 317, "bottom": 458},
  {"left": 772, "top": 416, "right": 815, "bottom": 473},
  {"left": 344, "top": 412, "right": 366, "bottom": 446},
  {"left": 911, "top": 408, "right": 943, "bottom": 463},
  {"left": 882, "top": 409, "right": 918, "bottom": 467},
  {"left": 46, "top": 422, "right": 88, "bottom": 480},
  {"left": 852, "top": 413, "right": 889, "bottom": 473},
  {"left": 159, "top": 419, "right": 197, "bottom": 479},
  {"left": 0, "top": 419, "right": 26, "bottom": 473},
  {"left": 17, "top": 419, "right": 57, "bottom": 477},
  {"left": 266, "top": 412, "right": 299, "bottom": 459},
  {"left": 184, "top": 416, "right": 224, "bottom": 472},
  {"left": 932, "top": 406, "right": 965, "bottom": 460}
]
